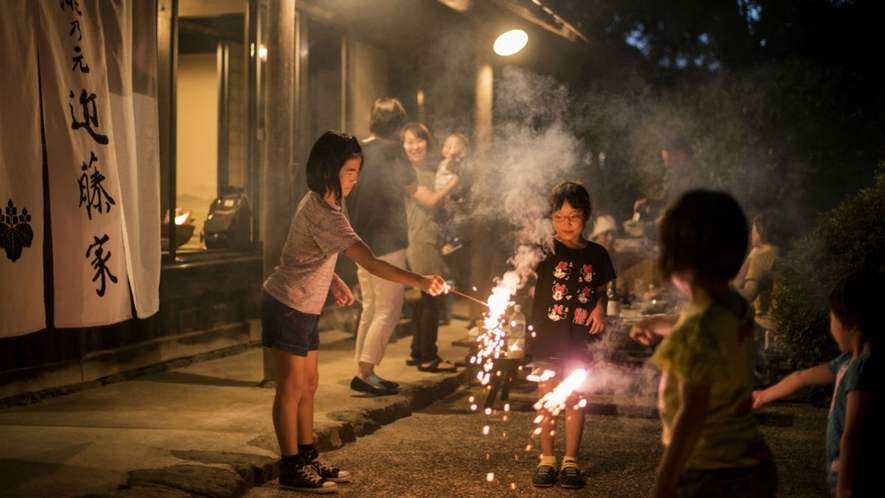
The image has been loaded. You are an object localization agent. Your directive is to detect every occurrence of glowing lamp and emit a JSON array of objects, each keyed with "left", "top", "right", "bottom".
[{"left": 493, "top": 29, "right": 528, "bottom": 56}]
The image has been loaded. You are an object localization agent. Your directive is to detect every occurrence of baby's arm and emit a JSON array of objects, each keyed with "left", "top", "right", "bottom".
[
  {"left": 752, "top": 364, "right": 834, "bottom": 408},
  {"left": 653, "top": 379, "right": 711, "bottom": 498},
  {"left": 629, "top": 314, "right": 679, "bottom": 346},
  {"left": 410, "top": 174, "right": 459, "bottom": 207},
  {"left": 837, "top": 389, "right": 873, "bottom": 497}
]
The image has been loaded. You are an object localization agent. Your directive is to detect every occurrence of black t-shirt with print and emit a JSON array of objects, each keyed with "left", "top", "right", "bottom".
[{"left": 526, "top": 239, "right": 616, "bottom": 361}]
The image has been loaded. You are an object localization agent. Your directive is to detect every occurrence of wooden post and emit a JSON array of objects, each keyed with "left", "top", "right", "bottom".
[{"left": 261, "top": 0, "right": 296, "bottom": 385}]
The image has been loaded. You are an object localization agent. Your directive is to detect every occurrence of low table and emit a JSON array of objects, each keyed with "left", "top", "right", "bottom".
[
  {"left": 451, "top": 335, "right": 533, "bottom": 409},
  {"left": 481, "top": 356, "right": 533, "bottom": 409}
]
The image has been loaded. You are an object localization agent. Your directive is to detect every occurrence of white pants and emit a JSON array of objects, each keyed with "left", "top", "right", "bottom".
[{"left": 354, "top": 249, "right": 406, "bottom": 366}]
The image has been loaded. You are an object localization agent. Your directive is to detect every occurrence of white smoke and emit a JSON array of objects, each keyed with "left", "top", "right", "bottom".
[{"left": 472, "top": 67, "right": 586, "bottom": 298}]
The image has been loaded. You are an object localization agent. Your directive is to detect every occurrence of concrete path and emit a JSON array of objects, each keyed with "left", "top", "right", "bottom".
[
  {"left": 0, "top": 303, "right": 830, "bottom": 498},
  {"left": 0, "top": 316, "right": 473, "bottom": 498}
]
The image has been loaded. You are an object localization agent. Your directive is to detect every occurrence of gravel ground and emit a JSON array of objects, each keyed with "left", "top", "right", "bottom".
[{"left": 247, "top": 379, "right": 830, "bottom": 497}]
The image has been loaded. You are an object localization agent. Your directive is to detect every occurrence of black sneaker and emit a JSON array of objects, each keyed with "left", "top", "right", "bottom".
[
  {"left": 278, "top": 458, "right": 338, "bottom": 493},
  {"left": 532, "top": 461, "right": 558, "bottom": 487},
  {"left": 304, "top": 448, "right": 352, "bottom": 483},
  {"left": 559, "top": 461, "right": 585, "bottom": 489}
]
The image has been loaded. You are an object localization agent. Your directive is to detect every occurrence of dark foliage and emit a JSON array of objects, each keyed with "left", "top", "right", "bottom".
[{"left": 772, "top": 166, "right": 885, "bottom": 371}]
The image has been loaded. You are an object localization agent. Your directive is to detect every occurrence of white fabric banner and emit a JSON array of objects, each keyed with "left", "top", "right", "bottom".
[
  {"left": 101, "top": 0, "right": 161, "bottom": 319},
  {"left": 0, "top": 0, "right": 46, "bottom": 338},
  {"left": 37, "top": 0, "right": 131, "bottom": 328}
]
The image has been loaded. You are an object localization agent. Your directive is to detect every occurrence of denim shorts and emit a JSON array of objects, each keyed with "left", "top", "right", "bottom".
[{"left": 261, "top": 290, "right": 320, "bottom": 357}]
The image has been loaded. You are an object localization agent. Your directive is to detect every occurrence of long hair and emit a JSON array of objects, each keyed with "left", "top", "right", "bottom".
[{"left": 306, "top": 130, "right": 362, "bottom": 200}]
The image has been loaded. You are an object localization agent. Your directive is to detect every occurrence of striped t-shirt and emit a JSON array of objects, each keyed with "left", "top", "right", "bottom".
[{"left": 264, "top": 192, "right": 361, "bottom": 315}]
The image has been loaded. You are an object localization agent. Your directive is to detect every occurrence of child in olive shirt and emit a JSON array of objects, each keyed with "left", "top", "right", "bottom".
[{"left": 630, "top": 190, "right": 777, "bottom": 498}]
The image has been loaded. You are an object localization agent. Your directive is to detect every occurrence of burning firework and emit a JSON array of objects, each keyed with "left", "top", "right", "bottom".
[{"left": 533, "top": 369, "right": 587, "bottom": 415}]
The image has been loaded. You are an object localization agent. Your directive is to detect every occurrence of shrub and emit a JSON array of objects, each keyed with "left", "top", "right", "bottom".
[{"left": 773, "top": 165, "right": 885, "bottom": 373}]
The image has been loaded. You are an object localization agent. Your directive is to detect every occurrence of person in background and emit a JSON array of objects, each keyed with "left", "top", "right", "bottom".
[
  {"left": 752, "top": 271, "right": 882, "bottom": 498},
  {"left": 629, "top": 190, "right": 777, "bottom": 498},
  {"left": 526, "top": 182, "right": 616, "bottom": 490},
  {"left": 345, "top": 98, "right": 416, "bottom": 396},
  {"left": 587, "top": 214, "right": 626, "bottom": 296},
  {"left": 262, "top": 130, "right": 447, "bottom": 492},
  {"left": 402, "top": 122, "right": 460, "bottom": 373},
  {"left": 733, "top": 210, "right": 785, "bottom": 380},
  {"left": 435, "top": 133, "right": 470, "bottom": 256},
  {"left": 633, "top": 139, "right": 708, "bottom": 224},
  {"left": 587, "top": 214, "right": 616, "bottom": 252}
]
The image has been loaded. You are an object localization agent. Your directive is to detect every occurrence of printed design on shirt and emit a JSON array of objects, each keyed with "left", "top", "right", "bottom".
[
  {"left": 580, "top": 264, "right": 594, "bottom": 283},
  {"left": 577, "top": 286, "right": 592, "bottom": 304},
  {"left": 548, "top": 304, "right": 568, "bottom": 321},
  {"left": 573, "top": 307, "right": 589, "bottom": 325},
  {"left": 552, "top": 261, "right": 571, "bottom": 279},
  {"left": 552, "top": 282, "right": 567, "bottom": 301}
]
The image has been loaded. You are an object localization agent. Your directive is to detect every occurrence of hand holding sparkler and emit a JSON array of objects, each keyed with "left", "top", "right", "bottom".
[
  {"left": 420, "top": 275, "right": 448, "bottom": 296},
  {"left": 443, "top": 282, "right": 490, "bottom": 308},
  {"left": 628, "top": 314, "right": 678, "bottom": 346}
]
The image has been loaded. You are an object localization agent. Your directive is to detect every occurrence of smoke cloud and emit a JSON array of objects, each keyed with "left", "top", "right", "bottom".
[{"left": 470, "top": 67, "right": 587, "bottom": 299}]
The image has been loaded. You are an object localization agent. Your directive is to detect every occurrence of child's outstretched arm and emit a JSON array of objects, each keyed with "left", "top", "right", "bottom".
[
  {"left": 836, "top": 389, "right": 872, "bottom": 498},
  {"left": 653, "top": 379, "right": 711, "bottom": 498},
  {"left": 629, "top": 315, "right": 679, "bottom": 346},
  {"left": 343, "top": 241, "right": 447, "bottom": 295},
  {"left": 752, "top": 364, "right": 834, "bottom": 408}
]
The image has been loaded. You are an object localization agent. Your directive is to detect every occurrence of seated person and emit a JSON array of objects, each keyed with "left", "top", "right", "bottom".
[
  {"left": 586, "top": 214, "right": 616, "bottom": 252},
  {"left": 733, "top": 210, "right": 785, "bottom": 380}
]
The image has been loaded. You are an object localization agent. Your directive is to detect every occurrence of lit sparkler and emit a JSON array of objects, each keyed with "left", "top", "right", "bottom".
[{"left": 533, "top": 369, "right": 587, "bottom": 414}]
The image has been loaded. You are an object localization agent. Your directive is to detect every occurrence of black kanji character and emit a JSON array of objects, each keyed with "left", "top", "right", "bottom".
[
  {"left": 70, "top": 20, "right": 82, "bottom": 41},
  {"left": 71, "top": 46, "right": 90, "bottom": 73},
  {"left": 78, "top": 151, "right": 115, "bottom": 219},
  {"left": 59, "top": 0, "right": 81, "bottom": 16},
  {"left": 86, "top": 234, "right": 118, "bottom": 297},
  {"left": 68, "top": 89, "right": 108, "bottom": 145}
]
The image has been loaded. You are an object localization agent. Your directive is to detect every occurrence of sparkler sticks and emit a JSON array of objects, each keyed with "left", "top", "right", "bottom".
[
  {"left": 445, "top": 286, "right": 489, "bottom": 307},
  {"left": 533, "top": 369, "right": 588, "bottom": 414}
]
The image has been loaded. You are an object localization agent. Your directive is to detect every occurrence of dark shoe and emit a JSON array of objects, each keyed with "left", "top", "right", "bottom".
[
  {"left": 559, "top": 461, "right": 585, "bottom": 489},
  {"left": 350, "top": 376, "right": 398, "bottom": 396},
  {"left": 303, "top": 448, "right": 352, "bottom": 483},
  {"left": 532, "top": 461, "right": 558, "bottom": 488},
  {"left": 405, "top": 357, "right": 419, "bottom": 366},
  {"left": 369, "top": 374, "right": 398, "bottom": 390},
  {"left": 417, "top": 357, "right": 458, "bottom": 373},
  {"left": 278, "top": 458, "right": 338, "bottom": 493}
]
